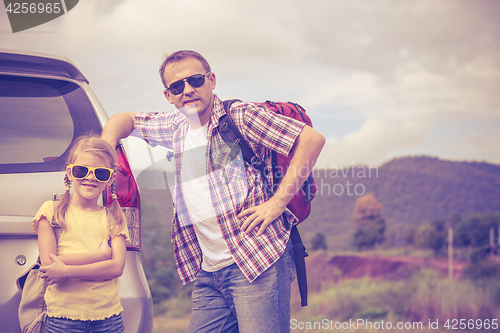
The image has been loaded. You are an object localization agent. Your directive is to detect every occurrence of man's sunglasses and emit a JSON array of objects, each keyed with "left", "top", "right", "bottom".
[
  {"left": 69, "top": 164, "right": 115, "bottom": 182},
  {"left": 166, "top": 72, "right": 211, "bottom": 95}
]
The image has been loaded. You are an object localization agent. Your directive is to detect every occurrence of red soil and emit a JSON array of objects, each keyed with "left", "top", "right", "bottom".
[{"left": 301, "top": 253, "right": 467, "bottom": 293}]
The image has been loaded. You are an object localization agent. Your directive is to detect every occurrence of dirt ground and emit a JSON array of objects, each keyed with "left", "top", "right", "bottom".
[{"left": 302, "top": 252, "right": 466, "bottom": 293}]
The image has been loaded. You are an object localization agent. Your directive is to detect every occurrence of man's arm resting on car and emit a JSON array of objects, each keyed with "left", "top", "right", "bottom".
[{"left": 101, "top": 112, "right": 137, "bottom": 148}]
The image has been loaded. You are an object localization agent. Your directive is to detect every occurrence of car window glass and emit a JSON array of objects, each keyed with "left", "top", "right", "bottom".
[{"left": 0, "top": 76, "right": 74, "bottom": 164}]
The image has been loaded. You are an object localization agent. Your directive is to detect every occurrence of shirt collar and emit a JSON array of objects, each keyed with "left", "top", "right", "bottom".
[{"left": 208, "top": 94, "right": 226, "bottom": 130}]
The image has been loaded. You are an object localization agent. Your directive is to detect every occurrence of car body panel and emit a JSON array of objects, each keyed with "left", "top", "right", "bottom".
[{"left": 0, "top": 49, "right": 153, "bottom": 333}]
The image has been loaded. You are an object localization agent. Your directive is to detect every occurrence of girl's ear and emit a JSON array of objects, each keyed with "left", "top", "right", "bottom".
[
  {"left": 106, "top": 173, "right": 116, "bottom": 193},
  {"left": 66, "top": 166, "right": 73, "bottom": 181},
  {"left": 109, "top": 172, "right": 116, "bottom": 184}
]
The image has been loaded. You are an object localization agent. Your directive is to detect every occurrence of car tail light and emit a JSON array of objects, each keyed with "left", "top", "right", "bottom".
[{"left": 103, "top": 144, "right": 141, "bottom": 251}]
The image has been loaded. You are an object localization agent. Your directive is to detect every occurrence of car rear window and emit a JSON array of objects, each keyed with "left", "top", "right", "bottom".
[{"left": 0, "top": 75, "right": 101, "bottom": 174}]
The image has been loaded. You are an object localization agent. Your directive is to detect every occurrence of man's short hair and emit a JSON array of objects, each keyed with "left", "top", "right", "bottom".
[{"left": 159, "top": 50, "right": 212, "bottom": 88}]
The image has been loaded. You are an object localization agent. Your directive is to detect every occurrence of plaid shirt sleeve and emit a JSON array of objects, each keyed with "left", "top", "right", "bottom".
[
  {"left": 131, "top": 111, "right": 180, "bottom": 148},
  {"left": 231, "top": 102, "right": 306, "bottom": 158}
]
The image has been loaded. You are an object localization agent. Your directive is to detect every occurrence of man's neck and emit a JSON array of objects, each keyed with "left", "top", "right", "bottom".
[
  {"left": 185, "top": 98, "right": 214, "bottom": 130},
  {"left": 186, "top": 116, "right": 209, "bottom": 130}
]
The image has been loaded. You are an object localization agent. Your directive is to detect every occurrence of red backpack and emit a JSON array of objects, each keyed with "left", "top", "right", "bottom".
[
  {"left": 220, "top": 100, "right": 317, "bottom": 222},
  {"left": 220, "top": 99, "right": 316, "bottom": 306}
]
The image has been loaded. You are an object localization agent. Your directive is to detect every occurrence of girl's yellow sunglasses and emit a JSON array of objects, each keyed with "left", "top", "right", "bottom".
[{"left": 68, "top": 164, "right": 114, "bottom": 182}]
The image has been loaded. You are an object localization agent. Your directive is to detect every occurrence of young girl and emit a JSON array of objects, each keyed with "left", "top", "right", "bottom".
[{"left": 34, "top": 135, "right": 130, "bottom": 333}]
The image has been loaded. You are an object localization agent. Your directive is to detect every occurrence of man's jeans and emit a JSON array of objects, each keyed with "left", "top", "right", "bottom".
[{"left": 188, "top": 242, "right": 296, "bottom": 333}]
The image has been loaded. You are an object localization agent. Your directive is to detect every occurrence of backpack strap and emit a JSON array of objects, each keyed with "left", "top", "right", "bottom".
[
  {"left": 290, "top": 224, "right": 308, "bottom": 307},
  {"left": 221, "top": 99, "right": 309, "bottom": 306},
  {"left": 219, "top": 100, "right": 273, "bottom": 197}
]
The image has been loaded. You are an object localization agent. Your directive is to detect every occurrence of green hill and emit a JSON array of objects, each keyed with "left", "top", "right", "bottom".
[
  {"left": 306, "top": 156, "right": 500, "bottom": 250},
  {"left": 137, "top": 155, "right": 500, "bottom": 251}
]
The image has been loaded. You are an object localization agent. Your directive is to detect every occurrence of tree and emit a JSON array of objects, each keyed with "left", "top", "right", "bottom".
[
  {"left": 404, "top": 226, "right": 417, "bottom": 246},
  {"left": 415, "top": 221, "right": 446, "bottom": 255},
  {"left": 454, "top": 213, "right": 500, "bottom": 248},
  {"left": 311, "top": 232, "right": 328, "bottom": 251},
  {"left": 352, "top": 193, "right": 386, "bottom": 250}
]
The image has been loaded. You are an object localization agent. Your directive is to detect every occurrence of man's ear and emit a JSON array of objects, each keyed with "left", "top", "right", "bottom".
[
  {"left": 209, "top": 72, "right": 216, "bottom": 91},
  {"left": 163, "top": 89, "right": 174, "bottom": 104}
]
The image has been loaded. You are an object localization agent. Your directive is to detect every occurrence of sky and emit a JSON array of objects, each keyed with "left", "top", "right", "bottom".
[{"left": 1, "top": 0, "right": 500, "bottom": 171}]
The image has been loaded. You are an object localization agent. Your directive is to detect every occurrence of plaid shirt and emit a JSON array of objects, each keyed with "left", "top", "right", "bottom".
[{"left": 132, "top": 95, "right": 305, "bottom": 284}]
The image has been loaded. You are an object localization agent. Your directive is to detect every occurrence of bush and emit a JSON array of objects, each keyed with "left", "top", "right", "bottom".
[
  {"left": 311, "top": 232, "right": 328, "bottom": 251},
  {"left": 464, "top": 260, "right": 500, "bottom": 306},
  {"left": 454, "top": 214, "right": 500, "bottom": 248},
  {"left": 292, "top": 268, "right": 500, "bottom": 331}
]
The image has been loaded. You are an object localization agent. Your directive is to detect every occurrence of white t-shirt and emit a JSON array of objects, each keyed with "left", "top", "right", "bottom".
[{"left": 180, "top": 123, "right": 235, "bottom": 271}]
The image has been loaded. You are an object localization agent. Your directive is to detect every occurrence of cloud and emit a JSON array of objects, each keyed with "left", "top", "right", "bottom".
[
  {"left": 317, "top": 116, "right": 433, "bottom": 168},
  {"left": 299, "top": 0, "right": 500, "bottom": 74},
  {"left": 314, "top": 60, "right": 500, "bottom": 167},
  {"left": 1, "top": 0, "right": 499, "bottom": 168}
]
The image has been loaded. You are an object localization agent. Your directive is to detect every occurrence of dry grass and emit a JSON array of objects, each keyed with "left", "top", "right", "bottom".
[
  {"left": 153, "top": 314, "right": 190, "bottom": 333},
  {"left": 152, "top": 253, "right": 499, "bottom": 333}
]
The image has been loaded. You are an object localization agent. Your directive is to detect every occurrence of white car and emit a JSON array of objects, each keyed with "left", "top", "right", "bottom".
[{"left": 0, "top": 49, "right": 153, "bottom": 333}]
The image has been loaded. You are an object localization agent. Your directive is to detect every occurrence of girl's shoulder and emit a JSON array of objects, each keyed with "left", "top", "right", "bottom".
[
  {"left": 105, "top": 207, "right": 131, "bottom": 244},
  {"left": 32, "top": 200, "right": 60, "bottom": 234}
]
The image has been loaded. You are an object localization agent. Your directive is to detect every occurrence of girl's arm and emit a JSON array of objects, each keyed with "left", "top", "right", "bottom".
[
  {"left": 57, "top": 237, "right": 111, "bottom": 265},
  {"left": 37, "top": 218, "right": 58, "bottom": 266},
  {"left": 39, "top": 234, "right": 127, "bottom": 284},
  {"left": 37, "top": 218, "right": 111, "bottom": 267}
]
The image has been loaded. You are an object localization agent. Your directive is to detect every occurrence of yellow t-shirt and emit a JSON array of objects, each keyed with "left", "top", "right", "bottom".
[{"left": 33, "top": 201, "right": 130, "bottom": 321}]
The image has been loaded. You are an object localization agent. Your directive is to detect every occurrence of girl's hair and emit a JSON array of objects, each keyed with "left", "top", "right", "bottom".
[{"left": 55, "top": 134, "right": 126, "bottom": 237}]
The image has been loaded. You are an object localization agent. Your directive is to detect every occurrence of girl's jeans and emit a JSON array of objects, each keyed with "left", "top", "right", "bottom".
[{"left": 44, "top": 313, "right": 125, "bottom": 333}]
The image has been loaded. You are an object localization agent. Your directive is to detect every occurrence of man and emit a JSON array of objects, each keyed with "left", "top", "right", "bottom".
[{"left": 102, "top": 50, "right": 325, "bottom": 332}]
